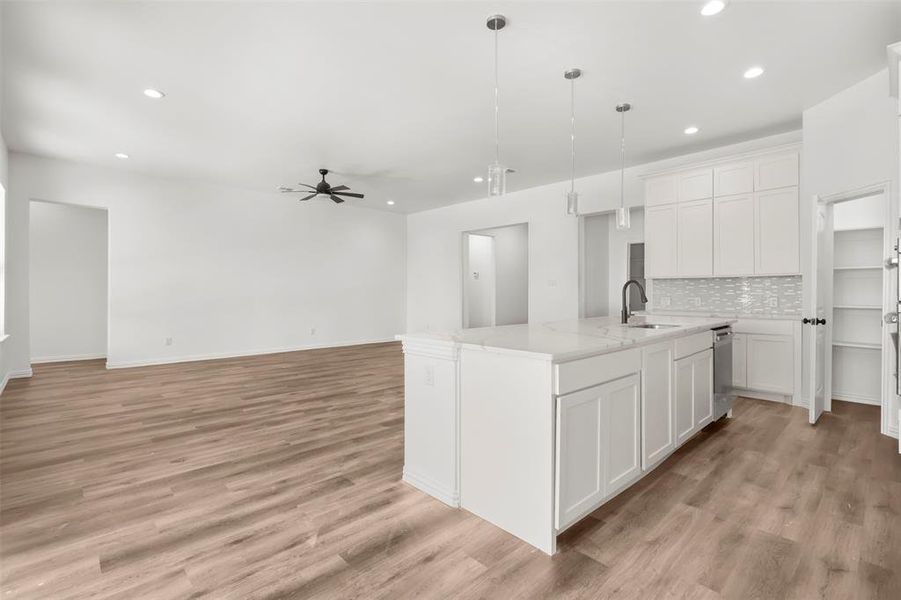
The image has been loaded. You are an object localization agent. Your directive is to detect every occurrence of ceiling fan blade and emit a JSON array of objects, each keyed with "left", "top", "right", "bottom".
[
  {"left": 329, "top": 195, "right": 345, "bottom": 204},
  {"left": 299, "top": 193, "right": 317, "bottom": 201},
  {"left": 297, "top": 182, "right": 317, "bottom": 189},
  {"left": 329, "top": 185, "right": 349, "bottom": 192},
  {"left": 332, "top": 191, "right": 364, "bottom": 199}
]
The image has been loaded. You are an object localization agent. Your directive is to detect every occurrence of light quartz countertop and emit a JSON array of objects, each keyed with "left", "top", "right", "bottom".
[{"left": 398, "top": 315, "right": 736, "bottom": 362}]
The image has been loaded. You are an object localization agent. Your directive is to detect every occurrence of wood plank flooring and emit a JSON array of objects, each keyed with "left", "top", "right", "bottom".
[{"left": 1, "top": 342, "right": 899, "bottom": 599}]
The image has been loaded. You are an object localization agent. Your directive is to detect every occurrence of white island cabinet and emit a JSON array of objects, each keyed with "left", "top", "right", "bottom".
[{"left": 399, "top": 315, "right": 733, "bottom": 555}]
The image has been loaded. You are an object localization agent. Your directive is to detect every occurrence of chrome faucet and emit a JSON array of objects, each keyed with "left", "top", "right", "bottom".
[{"left": 621, "top": 279, "right": 649, "bottom": 324}]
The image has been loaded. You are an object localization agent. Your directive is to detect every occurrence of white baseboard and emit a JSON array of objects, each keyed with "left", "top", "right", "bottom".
[
  {"left": 105, "top": 337, "right": 398, "bottom": 370},
  {"left": 31, "top": 353, "right": 107, "bottom": 364},
  {"left": 735, "top": 388, "right": 794, "bottom": 405},
  {"left": 0, "top": 368, "right": 34, "bottom": 396},
  {"left": 831, "top": 392, "right": 881, "bottom": 406},
  {"left": 402, "top": 468, "right": 460, "bottom": 507}
]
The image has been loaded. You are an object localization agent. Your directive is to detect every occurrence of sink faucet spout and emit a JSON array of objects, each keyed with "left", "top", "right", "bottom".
[{"left": 621, "top": 279, "right": 649, "bottom": 324}]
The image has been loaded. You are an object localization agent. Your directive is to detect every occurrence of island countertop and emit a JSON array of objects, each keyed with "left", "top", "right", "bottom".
[{"left": 397, "top": 314, "right": 736, "bottom": 362}]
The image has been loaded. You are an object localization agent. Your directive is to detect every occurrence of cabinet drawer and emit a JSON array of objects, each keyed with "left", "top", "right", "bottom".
[
  {"left": 674, "top": 331, "right": 713, "bottom": 360},
  {"left": 678, "top": 168, "right": 713, "bottom": 202},
  {"left": 555, "top": 348, "right": 641, "bottom": 396}
]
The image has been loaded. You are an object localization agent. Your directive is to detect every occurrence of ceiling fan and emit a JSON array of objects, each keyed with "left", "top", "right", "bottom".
[{"left": 278, "top": 169, "right": 364, "bottom": 204}]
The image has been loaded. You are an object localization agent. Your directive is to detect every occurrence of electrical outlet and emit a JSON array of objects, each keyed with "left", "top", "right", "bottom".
[
  {"left": 165, "top": 337, "right": 173, "bottom": 346},
  {"left": 768, "top": 297, "right": 779, "bottom": 308},
  {"left": 310, "top": 327, "right": 317, "bottom": 336},
  {"left": 425, "top": 365, "right": 435, "bottom": 386},
  {"left": 659, "top": 296, "right": 671, "bottom": 308},
  {"left": 548, "top": 279, "right": 557, "bottom": 288},
  {"left": 690, "top": 297, "right": 701, "bottom": 307}
]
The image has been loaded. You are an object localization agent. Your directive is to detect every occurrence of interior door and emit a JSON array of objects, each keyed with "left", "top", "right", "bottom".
[{"left": 807, "top": 201, "right": 833, "bottom": 424}]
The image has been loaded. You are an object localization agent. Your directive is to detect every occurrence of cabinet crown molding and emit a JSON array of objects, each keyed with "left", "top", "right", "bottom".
[{"left": 638, "top": 143, "right": 802, "bottom": 181}]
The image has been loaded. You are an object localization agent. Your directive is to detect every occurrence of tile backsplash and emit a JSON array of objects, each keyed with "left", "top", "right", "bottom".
[{"left": 648, "top": 276, "right": 802, "bottom": 317}]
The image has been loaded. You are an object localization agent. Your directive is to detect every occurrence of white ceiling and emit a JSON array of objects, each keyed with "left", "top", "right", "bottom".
[{"left": 3, "top": 1, "right": 900, "bottom": 213}]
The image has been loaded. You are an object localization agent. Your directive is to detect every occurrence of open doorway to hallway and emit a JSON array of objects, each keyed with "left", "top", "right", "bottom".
[
  {"left": 29, "top": 201, "right": 108, "bottom": 364},
  {"left": 462, "top": 223, "right": 528, "bottom": 329}
]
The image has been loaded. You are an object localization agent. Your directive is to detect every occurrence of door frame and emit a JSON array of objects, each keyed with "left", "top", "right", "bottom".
[{"left": 811, "top": 181, "right": 896, "bottom": 435}]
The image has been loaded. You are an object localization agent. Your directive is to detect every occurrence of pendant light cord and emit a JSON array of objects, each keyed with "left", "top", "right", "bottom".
[
  {"left": 570, "top": 77, "right": 575, "bottom": 194},
  {"left": 494, "top": 25, "right": 500, "bottom": 165},
  {"left": 620, "top": 106, "right": 626, "bottom": 209}
]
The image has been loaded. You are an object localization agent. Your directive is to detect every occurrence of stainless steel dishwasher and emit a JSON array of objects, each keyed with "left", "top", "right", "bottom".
[{"left": 712, "top": 326, "right": 737, "bottom": 420}]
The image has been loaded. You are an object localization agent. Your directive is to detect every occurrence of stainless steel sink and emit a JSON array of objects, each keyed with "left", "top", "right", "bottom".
[{"left": 628, "top": 323, "right": 679, "bottom": 329}]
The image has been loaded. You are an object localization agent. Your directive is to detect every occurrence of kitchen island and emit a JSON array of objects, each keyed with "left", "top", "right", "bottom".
[{"left": 398, "top": 315, "right": 735, "bottom": 554}]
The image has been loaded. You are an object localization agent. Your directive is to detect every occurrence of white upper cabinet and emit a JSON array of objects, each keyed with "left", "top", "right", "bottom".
[
  {"left": 645, "top": 175, "right": 678, "bottom": 207},
  {"left": 643, "top": 149, "right": 800, "bottom": 279},
  {"left": 755, "top": 187, "right": 800, "bottom": 275},
  {"left": 713, "top": 194, "right": 755, "bottom": 276},
  {"left": 645, "top": 204, "right": 679, "bottom": 278},
  {"left": 677, "top": 199, "right": 713, "bottom": 277},
  {"left": 678, "top": 168, "right": 713, "bottom": 202},
  {"left": 755, "top": 152, "right": 799, "bottom": 191},
  {"left": 714, "top": 162, "right": 754, "bottom": 196}
]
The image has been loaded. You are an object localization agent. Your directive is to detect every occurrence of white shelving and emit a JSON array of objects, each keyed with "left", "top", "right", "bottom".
[{"left": 831, "top": 226, "right": 883, "bottom": 405}]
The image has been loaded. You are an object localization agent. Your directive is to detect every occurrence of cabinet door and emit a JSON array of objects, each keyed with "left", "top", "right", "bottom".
[
  {"left": 678, "top": 168, "right": 713, "bottom": 202},
  {"left": 755, "top": 153, "right": 799, "bottom": 191},
  {"left": 555, "top": 385, "right": 605, "bottom": 529},
  {"left": 674, "top": 356, "right": 695, "bottom": 447},
  {"left": 746, "top": 334, "right": 793, "bottom": 394},
  {"left": 603, "top": 374, "right": 642, "bottom": 496},
  {"left": 641, "top": 342, "right": 674, "bottom": 470},
  {"left": 645, "top": 204, "right": 679, "bottom": 278},
  {"left": 646, "top": 175, "right": 678, "bottom": 207},
  {"left": 714, "top": 194, "right": 755, "bottom": 276},
  {"left": 714, "top": 162, "right": 754, "bottom": 196},
  {"left": 755, "top": 188, "right": 799, "bottom": 275},
  {"left": 677, "top": 199, "right": 713, "bottom": 277},
  {"left": 693, "top": 349, "right": 714, "bottom": 430},
  {"left": 732, "top": 333, "right": 747, "bottom": 388}
]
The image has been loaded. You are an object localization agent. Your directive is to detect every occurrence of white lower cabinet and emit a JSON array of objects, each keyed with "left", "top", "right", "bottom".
[
  {"left": 746, "top": 334, "right": 793, "bottom": 394},
  {"left": 674, "top": 349, "right": 714, "bottom": 447},
  {"left": 555, "top": 373, "right": 640, "bottom": 530},
  {"left": 641, "top": 341, "right": 675, "bottom": 470}
]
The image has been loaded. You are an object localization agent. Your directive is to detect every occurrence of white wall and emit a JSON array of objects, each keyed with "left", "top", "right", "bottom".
[
  {"left": 5, "top": 153, "right": 407, "bottom": 369},
  {"left": 477, "top": 224, "right": 528, "bottom": 326},
  {"left": 582, "top": 213, "right": 610, "bottom": 318},
  {"left": 407, "top": 131, "right": 800, "bottom": 333},
  {"left": 29, "top": 201, "right": 108, "bottom": 362}
]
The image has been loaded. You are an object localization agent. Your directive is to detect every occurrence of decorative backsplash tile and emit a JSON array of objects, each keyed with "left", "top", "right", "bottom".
[{"left": 648, "top": 276, "right": 802, "bottom": 317}]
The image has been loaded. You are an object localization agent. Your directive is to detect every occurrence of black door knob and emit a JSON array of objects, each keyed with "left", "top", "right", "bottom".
[
  {"left": 815, "top": 318, "right": 827, "bottom": 325},
  {"left": 802, "top": 317, "right": 812, "bottom": 324}
]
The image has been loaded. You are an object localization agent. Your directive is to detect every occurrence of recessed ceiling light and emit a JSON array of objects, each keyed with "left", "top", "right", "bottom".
[
  {"left": 143, "top": 88, "right": 166, "bottom": 99},
  {"left": 743, "top": 66, "right": 764, "bottom": 79},
  {"left": 114, "top": 152, "right": 129, "bottom": 159},
  {"left": 700, "top": 1, "right": 726, "bottom": 16},
  {"left": 684, "top": 126, "right": 699, "bottom": 135},
  {"left": 473, "top": 176, "right": 484, "bottom": 183},
  {"left": 386, "top": 200, "right": 395, "bottom": 206}
]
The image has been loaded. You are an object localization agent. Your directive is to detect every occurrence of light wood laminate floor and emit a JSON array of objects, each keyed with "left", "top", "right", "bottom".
[{"left": 1, "top": 342, "right": 899, "bottom": 599}]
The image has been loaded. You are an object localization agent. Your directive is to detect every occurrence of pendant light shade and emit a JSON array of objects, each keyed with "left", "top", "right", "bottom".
[
  {"left": 487, "top": 14, "right": 507, "bottom": 196},
  {"left": 564, "top": 68, "right": 581, "bottom": 216},
  {"left": 615, "top": 102, "right": 632, "bottom": 231}
]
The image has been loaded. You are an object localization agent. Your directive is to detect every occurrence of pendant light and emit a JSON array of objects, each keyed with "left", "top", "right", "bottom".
[
  {"left": 564, "top": 68, "right": 582, "bottom": 216},
  {"left": 615, "top": 102, "right": 632, "bottom": 230},
  {"left": 486, "top": 14, "right": 507, "bottom": 196}
]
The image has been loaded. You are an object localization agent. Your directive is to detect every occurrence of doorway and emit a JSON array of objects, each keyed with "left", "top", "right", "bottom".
[
  {"left": 462, "top": 223, "right": 528, "bottom": 328},
  {"left": 29, "top": 201, "right": 109, "bottom": 363},
  {"left": 805, "top": 183, "right": 897, "bottom": 438}
]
